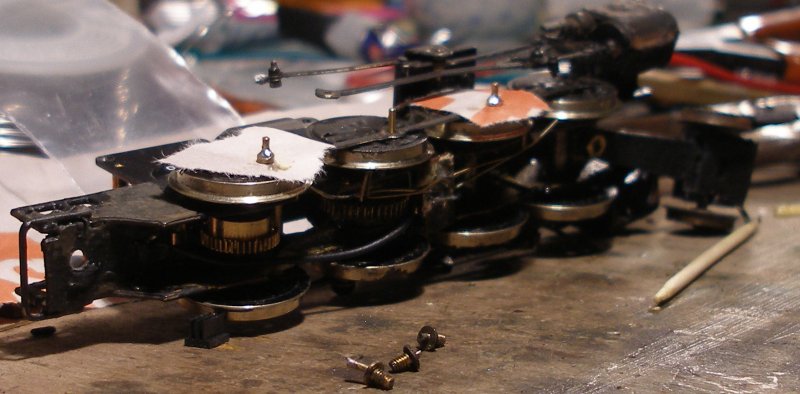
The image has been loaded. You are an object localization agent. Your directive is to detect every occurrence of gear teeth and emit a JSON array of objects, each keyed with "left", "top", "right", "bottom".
[
  {"left": 319, "top": 198, "right": 410, "bottom": 224},
  {"left": 200, "top": 231, "right": 280, "bottom": 255}
]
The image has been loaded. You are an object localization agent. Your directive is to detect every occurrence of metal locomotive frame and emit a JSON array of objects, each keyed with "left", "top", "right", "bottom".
[{"left": 9, "top": 2, "right": 759, "bottom": 346}]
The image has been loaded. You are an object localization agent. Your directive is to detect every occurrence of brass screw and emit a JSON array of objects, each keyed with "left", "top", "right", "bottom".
[
  {"left": 388, "top": 344, "right": 422, "bottom": 373},
  {"left": 345, "top": 357, "right": 395, "bottom": 390},
  {"left": 417, "top": 325, "right": 446, "bottom": 351}
]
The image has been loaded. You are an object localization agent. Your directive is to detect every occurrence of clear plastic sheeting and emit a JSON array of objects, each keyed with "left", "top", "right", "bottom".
[{"left": 0, "top": 0, "right": 242, "bottom": 193}]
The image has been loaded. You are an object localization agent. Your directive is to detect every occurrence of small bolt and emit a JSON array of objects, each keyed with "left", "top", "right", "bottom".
[
  {"left": 255, "top": 60, "right": 283, "bottom": 87},
  {"left": 256, "top": 136, "right": 275, "bottom": 165},
  {"left": 267, "top": 60, "right": 283, "bottom": 88},
  {"left": 486, "top": 82, "right": 502, "bottom": 107},
  {"left": 345, "top": 357, "right": 395, "bottom": 390},
  {"left": 388, "top": 344, "right": 422, "bottom": 373},
  {"left": 417, "top": 325, "right": 446, "bottom": 351}
]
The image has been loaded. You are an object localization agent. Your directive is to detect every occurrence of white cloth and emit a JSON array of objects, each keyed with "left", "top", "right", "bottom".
[{"left": 160, "top": 126, "right": 333, "bottom": 182}]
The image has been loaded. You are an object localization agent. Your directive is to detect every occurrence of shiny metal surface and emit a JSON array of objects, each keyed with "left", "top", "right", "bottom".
[
  {"left": 329, "top": 241, "right": 430, "bottom": 282},
  {"left": 327, "top": 141, "right": 436, "bottom": 170},
  {"left": 309, "top": 116, "right": 435, "bottom": 170},
  {"left": 200, "top": 212, "right": 282, "bottom": 255},
  {"left": 426, "top": 120, "right": 531, "bottom": 142},
  {"left": 182, "top": 267, "right": 310, "bottom": 322},
  {"left": 168, "top": 169, "right": 309, "bottom": 205},
  {"left": 544, "top": 88, "right": 620, "bottom": 120},
  {"left": 528, "top": 193, "right": 613, "bottom": 222},
  {"left": 184, "top": 287, "right": 306, "bottom": 322},
  {"left": 437, "top": 210, "right": 529, "bottom": 249}
]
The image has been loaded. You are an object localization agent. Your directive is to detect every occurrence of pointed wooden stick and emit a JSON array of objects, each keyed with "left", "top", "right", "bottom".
[{"left": 653, "top": 218, "right": 760, "bottom": 307}]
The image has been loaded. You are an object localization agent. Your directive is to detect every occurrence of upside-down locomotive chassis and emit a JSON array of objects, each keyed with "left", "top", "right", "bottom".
[{"left": 9, "top": 2, "right": 757, "bottom": 345}]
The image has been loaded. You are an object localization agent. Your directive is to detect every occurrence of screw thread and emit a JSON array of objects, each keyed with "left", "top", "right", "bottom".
[
  {"left": 368, "top": 369, "right": 395, "bottom": 390},
  {"left": 388, "top": 353, "right": 413, "bottom": 373}
]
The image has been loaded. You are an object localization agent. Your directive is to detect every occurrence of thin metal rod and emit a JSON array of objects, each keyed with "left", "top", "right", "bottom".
[
  {"left": 445, "top": 45, "right": 535, "bottom": 66},
  {"left": 315, "top": 63, "right": 528, "bottom": 99},
  {"left": 258, "top": 46, "right": 533, "bottom": 86},
  {"left": 256, "top": 60, "right": 397, "bottom": 85},
  {"left": 279, "top": 60, "right": 397, "bottom": 78},
  {"left": 395, "top": 114, "right": 463, "bottom": 135},
  {"left": 330, "top": 112, "right": 462, "bottom": 150}
]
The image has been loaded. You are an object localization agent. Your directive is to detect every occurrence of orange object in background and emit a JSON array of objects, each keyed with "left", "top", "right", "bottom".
[{"left": 740, "top": 7, "right": 800, "bottom": 84}]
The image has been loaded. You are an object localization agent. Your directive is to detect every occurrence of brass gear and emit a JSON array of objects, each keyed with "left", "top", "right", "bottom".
[
  {"left": 318, "top": 197, "right": 410, "bottom": 225},
  {"left": 200, "top": 213, "right": 281, "bottom": 255}
]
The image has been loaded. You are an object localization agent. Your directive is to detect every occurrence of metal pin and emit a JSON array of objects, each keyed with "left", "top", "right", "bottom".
[
  {"left": 255, "top": 60, "right": 283, "bottom": 87},
  {"left": 486, "top": 82, "right": 502, "bottom": 107},
  {"left": 256, "top": 136, "right": 275, "bottom": 165},
  {"left": 387, "top": 107, "right": 397, "bottom": 135}
]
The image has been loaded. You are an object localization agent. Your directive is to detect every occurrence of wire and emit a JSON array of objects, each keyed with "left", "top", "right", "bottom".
[
  {"left": 669, "top": 52, "right": 800, "bottom": 95},
  {"left": 299, "top": 219, "right": 412, "bottom": 263}
]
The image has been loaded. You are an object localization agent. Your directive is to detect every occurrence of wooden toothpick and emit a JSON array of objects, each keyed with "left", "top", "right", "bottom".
[{"left": 652, "top": 217, "right": 760, "bottom": 307}]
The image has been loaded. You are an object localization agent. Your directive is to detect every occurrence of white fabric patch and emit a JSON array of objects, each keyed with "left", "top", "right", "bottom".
[{"left": 160, "top": 126, "right": 333, "bottom": 182}]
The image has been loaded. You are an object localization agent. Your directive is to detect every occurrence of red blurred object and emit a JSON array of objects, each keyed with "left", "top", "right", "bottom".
[{"left": 670, "top": 52, "right": 800, "bottom": 94}]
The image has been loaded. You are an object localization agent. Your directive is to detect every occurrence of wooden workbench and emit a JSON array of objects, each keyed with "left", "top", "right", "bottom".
[{"left": 1, "top": 180, "right": 798, "bottom": 393}]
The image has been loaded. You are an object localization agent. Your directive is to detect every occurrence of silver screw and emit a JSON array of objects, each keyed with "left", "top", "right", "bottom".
[
  {"left": 256, "top": 136, "right": 275, "bottom": 165},
  {"left": 486, "top": 82, "right": 502, "bottom": 107}
]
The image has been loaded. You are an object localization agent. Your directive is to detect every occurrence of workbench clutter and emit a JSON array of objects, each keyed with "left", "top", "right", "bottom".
[{"left": 3, "top": 0, "right": 800, "bottom": 391}]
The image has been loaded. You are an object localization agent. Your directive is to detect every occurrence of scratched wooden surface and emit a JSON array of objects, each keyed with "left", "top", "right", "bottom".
[{"left": 1, "top": 180, "right": 799, "bottom": 393}]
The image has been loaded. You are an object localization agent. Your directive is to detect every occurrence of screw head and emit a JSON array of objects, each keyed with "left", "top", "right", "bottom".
[
  {"left": 417, "top": 325, "right": 446, "bottom": 351},
  {"left": 256, "top": 136, "right": 275, "bottom": 165},
  {"left": 403, "top": 345, "right": 421, "bottom": 371},
  {"left": 486, "top": 82, "right": 502, "bottom": 107}
]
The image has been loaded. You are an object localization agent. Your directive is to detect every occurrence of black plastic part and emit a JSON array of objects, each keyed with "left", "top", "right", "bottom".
[
  {"left": 392, "top": 45, "right": 476, "bottom": 106},
  {"left": 30, "top": 326, "right": 56, "bottom": 338},
  {"left": 185, "top": 312, "right": 230, "bottom": 349}
]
